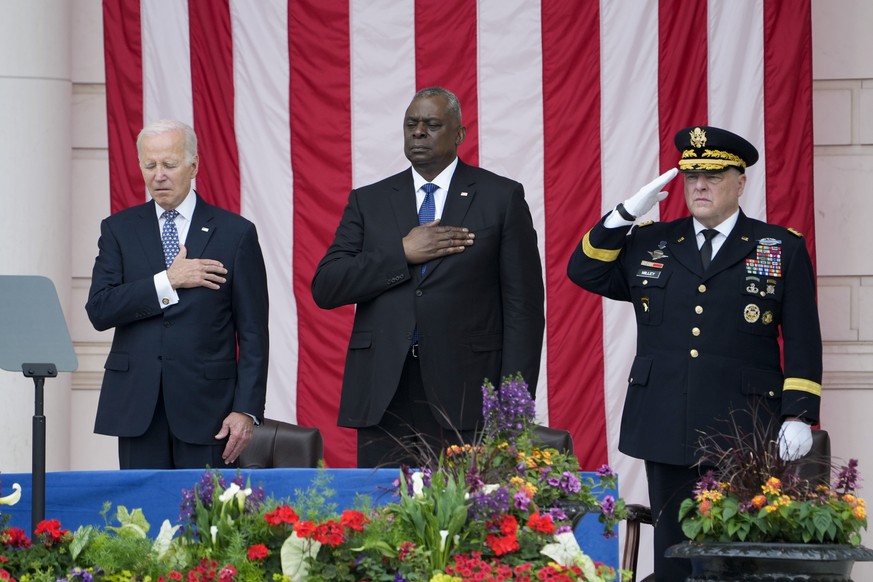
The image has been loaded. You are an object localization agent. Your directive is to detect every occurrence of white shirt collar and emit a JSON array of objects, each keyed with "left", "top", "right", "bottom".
[
  {"left": 693, "top": 208, "right": 740, "bottom": 239},
  {"left": 411, "top": 157, "right": 459, "bottom": 193},
  {"left": 155, "top": 189, "right": 196, "bottom": 221}
]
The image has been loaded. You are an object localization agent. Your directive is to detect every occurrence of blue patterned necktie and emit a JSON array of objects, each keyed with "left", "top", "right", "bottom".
[
  {"left": 418, "top": 183, "right": 437, "bottom": 275},
  {"left": 161, "top": 209, "right": 180, "bottom": 268}
]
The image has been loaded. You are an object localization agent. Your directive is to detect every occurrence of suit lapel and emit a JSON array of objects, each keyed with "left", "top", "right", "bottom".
[
  {"left": 388, "top": 170, "right": 419, "bottom": 238},
  {"left": 136, "top": 200, "right": 169, "bottom": 273},
  {"left": 423, "top": 161, "right": 476, "bottom": 278},
  {"left": 184, "top": 193, "right": 217, "bottom": 258},
  {"left": 705, "top": 210, "right": 756, "bottom": 279},
  {"left": 664, "top": 218, "right": 703, "bottom": 276}
]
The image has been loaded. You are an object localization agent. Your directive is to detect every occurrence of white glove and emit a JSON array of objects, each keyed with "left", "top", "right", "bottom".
[
  {"left": 778, "top": 419, "right": 813, "bottom": 461},
  {"left": 621, "top": 168, "right": 679, "bottom": 219}
]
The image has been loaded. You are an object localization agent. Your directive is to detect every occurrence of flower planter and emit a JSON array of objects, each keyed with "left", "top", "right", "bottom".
[{"left": 666, "top": 541, "right": 873, "bottom": 582}]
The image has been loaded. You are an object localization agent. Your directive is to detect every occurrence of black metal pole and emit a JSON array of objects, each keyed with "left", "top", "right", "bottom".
[
  {"left": 22, "top": 363, "right": 55, "bottom": 535},
  {"left": 32, "top": 375, "right": 45, "bottom": 534}
]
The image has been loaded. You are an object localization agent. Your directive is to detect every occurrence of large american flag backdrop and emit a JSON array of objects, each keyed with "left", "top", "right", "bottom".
[{"left": 102, "top": 0, "right": 815, "bottom": 507}]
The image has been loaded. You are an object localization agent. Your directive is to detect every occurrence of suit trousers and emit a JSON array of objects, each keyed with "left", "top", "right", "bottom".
[
  {"left": 357, "top": 349, "right": 476, "bottom": 468},
  {"left": 644, "top": 460, "right": 703, "bottom": 582},
  {"left": 118, "top": 385, "right": 233, "bottom": 470}
]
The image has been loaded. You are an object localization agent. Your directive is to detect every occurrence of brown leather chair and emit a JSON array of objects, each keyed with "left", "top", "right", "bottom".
[
  {"left": 238, "top": 418, "right": 324, "bottom": 468},
  {"left": 532, "top": 424, "right": 574, "bottom": 455},
  {"left": 621, "top": 429, "right": 831, "bottom": 582}
]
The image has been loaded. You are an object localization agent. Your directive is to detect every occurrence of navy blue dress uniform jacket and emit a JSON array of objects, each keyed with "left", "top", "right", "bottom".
[
  {"left": 86, "top": 194, "right": 269, "bottom": 445},
  {"left": 312, "top": 160, "right": 545, "bottom": 430},
  {"left": 567, "top": 210, "right": 822, "bottom": 466}
]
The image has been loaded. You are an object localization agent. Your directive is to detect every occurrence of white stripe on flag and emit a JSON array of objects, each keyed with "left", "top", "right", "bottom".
[
  {"left": 350, "top": 0, "right": 416, "bottom": 188},
  {"left": 231, "top": 0, "right": 298, "bottom": 422},
  {"left": 600, "top": 0, "right": 662, "bottom": 534},
  {"left": 708, "top": 0, "right": 767, "bottom": 221},
  {"left": 477, "top": 0, "right": 549, "bottom": 421}
]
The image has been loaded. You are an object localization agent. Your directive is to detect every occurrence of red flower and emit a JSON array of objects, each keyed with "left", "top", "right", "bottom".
[
  {"left": 0, "top": 569, "right": 14, "bottom": 582},
  {"left": 169, "top": 572, "right": 183, "bottom": 580},
  {"left": 527, "top": 511, "right": 556, "bottom": 534},
  {"left": 294, "top": 520, "right": 316, "bottom": 538},
  {"left": 313, "top": 520, "right": 345, "bottom": 546},
  {"left": 397, "top": 541, "right": 416, "bottom": 561},
  {"left": 264, "top": 505, "right": 299, "bottom": 526},
  {"left": 485, "top": 532, "right": 519, "bottom": 556},
  {"left": 34, "top": 520, "right": 68, "bottom": 546},
  {"left": 247, "top": 544, "right": 269, "bottom": 561},
  {"left": 219, "top": 565, "right": 237, "bottom": 582},
  {"left": 1, "top": 527, "right": 31, "bottom": 549},
  {"left": 340, "top": 509, "right": 369, "bottom": 531},
  {"left": 498, "top": 514, "right": 518, "bottom": 535}
]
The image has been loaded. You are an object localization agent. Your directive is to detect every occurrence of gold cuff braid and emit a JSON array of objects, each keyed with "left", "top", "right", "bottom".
[
  {"left": 783, "top": 377, "right": 822, "bottom": 397},
  {"left": 582, "top": 231, "right": 621, "bottom": 262}
]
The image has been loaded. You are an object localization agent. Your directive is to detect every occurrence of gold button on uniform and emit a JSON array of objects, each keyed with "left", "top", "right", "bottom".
[
  {"left": 695, "top": 305, "right": 703, "bottom": 314},
  {"left": 690, "top": 349, "right": 699, "bottom": 358},
  {"left": 642, "top": 280, "right": 649, "bottom": 286},
  {"left": 768, "top": 391, "right": 775, "bottom": 397},
  {"left": 692, "top": 327, "right": 700, "bottom": 336},
  {"left": 698, "top": 284, "right": 706, "bottom": 293}
]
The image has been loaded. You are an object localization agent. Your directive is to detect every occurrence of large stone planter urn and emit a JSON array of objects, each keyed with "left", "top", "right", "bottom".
[{"left": 666, "top": 541, "right": 873, "bottom": 582}]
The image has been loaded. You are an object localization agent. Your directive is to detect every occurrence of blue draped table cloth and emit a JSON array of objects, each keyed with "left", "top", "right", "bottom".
[{"left": 1, "top": 468, "right": 617, "bottom": 571}]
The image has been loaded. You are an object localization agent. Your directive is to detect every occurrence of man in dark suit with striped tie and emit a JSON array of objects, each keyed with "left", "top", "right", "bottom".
[{"left": 313, "top": 87, "right": 545, "bottom": 467}]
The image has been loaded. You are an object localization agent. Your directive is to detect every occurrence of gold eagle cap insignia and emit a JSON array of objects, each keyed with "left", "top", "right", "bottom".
[{"left": 690, "top": 127, "right": 707, "bottom": 149}]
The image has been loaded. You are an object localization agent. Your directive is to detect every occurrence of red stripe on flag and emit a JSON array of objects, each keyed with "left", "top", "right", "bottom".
[
  {"left": 289, "top": 0, "right": 357, "bottom": 467},
  {"left": 188, "top": 0, "right": 240, "bottom": 214},
  {"left": 763, "top": 0, "right": 816, "bottom": 265},
  {"left": 103, "top": 0, "right": 144, "bottom": 214},
  {"left": 414, "top": 0, "right": 479, "bottom": 166},
  {"left": 542, "top": 0, "right": 608, "bottom": 469},
  {"left": 658, "top": 0, "right": 708, "bottom": 222}
]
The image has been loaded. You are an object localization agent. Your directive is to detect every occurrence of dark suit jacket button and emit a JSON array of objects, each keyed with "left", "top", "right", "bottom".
[
  {"left": 164, "top": 321, "right": 172, "bottom": 327},
  {"left": 415, "top": 290, "right": 423, "bottom": 297}
]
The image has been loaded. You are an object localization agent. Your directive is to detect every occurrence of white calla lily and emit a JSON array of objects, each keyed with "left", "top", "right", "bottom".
[
  {"left": 0, "top": 483, "right": 22, "bottom": 506},
  {"left": 411, "top": 472, "right": 425, "bottom": 498},
  {"left": 218, "top": 482, "right": 241, "bottom": 504}
]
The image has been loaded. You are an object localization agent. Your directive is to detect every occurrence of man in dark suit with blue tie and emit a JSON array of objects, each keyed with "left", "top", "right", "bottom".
[
  {"left": 312, "top": 87, "right": 545, "bottom": 467},
  {"left": 87, "top": 120, "right": 269, "bottom": 469}
]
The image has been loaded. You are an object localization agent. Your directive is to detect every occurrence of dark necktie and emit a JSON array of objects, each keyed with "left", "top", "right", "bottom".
[
  {"left": 700, "top": 229, "right": 718, "bottom": 270},
  {"left": 418, "top": 183, "right": 437, "bottom": 275},
  {"left": 161, "top": 209, "right": 180, "bottom": 268},
  {"left": 411, "top": 183, "right": 438, "bottom": 347}
]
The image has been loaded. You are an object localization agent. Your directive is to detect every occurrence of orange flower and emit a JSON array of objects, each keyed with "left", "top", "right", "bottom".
[
  {"left": 751, "top": 495, "right": 767, "bottom": 509},
  {"left": 699, "top": 499, "right": 712, "bottom": 517},
  {"left": 854, "top": 506, "right": 867, "bottom": 520}
]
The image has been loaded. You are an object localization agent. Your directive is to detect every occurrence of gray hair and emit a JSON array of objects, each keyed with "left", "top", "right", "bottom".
[
  {"left": 137, "top": 119, "right": 198, "bottom": 164},
  {"left": 413, "top": 86, "right": 462, "bottom": 124}
]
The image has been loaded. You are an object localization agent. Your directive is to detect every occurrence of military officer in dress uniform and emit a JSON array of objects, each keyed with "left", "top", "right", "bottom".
[{"left": 567, "top": 126, "right": 823, "bottom": 582}]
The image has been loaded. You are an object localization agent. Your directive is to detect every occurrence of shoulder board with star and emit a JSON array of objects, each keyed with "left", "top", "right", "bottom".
[{"left": 787, "top": 227, "right": 804, "bottom": 238}]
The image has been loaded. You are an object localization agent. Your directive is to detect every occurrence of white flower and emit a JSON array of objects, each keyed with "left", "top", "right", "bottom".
[
  {"left": 439, "top": 529, "right": 449, "bottom": 552},
  {"left": 152, "top": 519, "right": 181, "bottom": 559},
  {"left": 210, "top": 525, "right": 218, "bottom": 545},
  {"left": 411, "top": 472, "right": 425, "bottom": 498},
  {"left": 481, "top": 484, "right": 500, "bottom": 494},
  {"left": 0, "top": 483, "right": 21, "bottom": 506},
  {"left": 219, "top": 482, "right": 241, "bottom": 504}
]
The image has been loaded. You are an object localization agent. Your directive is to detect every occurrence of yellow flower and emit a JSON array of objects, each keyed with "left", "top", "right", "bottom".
[
  {"left": 430, "top": 575, "right": 462, "bottom": 582},
  {"left": 762, "top": 477, "right": 782, "bottom": 495},
  {"left": 853, "top": 506, "right": 867, "bottom": 520},
  {"left": 698, "top": 489, "right": 724, "bottom": 503},
  {"left": 842, "top": 494, "right": 857, "bottom": 505}
]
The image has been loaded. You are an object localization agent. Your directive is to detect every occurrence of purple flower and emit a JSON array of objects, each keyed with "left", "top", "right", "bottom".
[
  {"left": 559, "top": 471, "right": 582, "bottom": 495},
  {"left": 596, "top": 464, "right": 616, "bottom": 478},
  {"left": 469, "top": 486, "right": 511, "bottom": 521},
  {"left": 481, "top": 375, "right": 536, "bottom": 443},
  {"left": 513, "top": 491, "right": 531, "bottom": 510},
  {"left": 835, "top": 459, "right": 861, "bottom": 494},
  {"left": 555, "top": 525, "right": 573, "bottom": 535},
  {"left": 600, "top": 495, "right": 616, "bottom": 519},
  {"left": 548, "top": 507, "right": 568, "bottom": 522}
]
